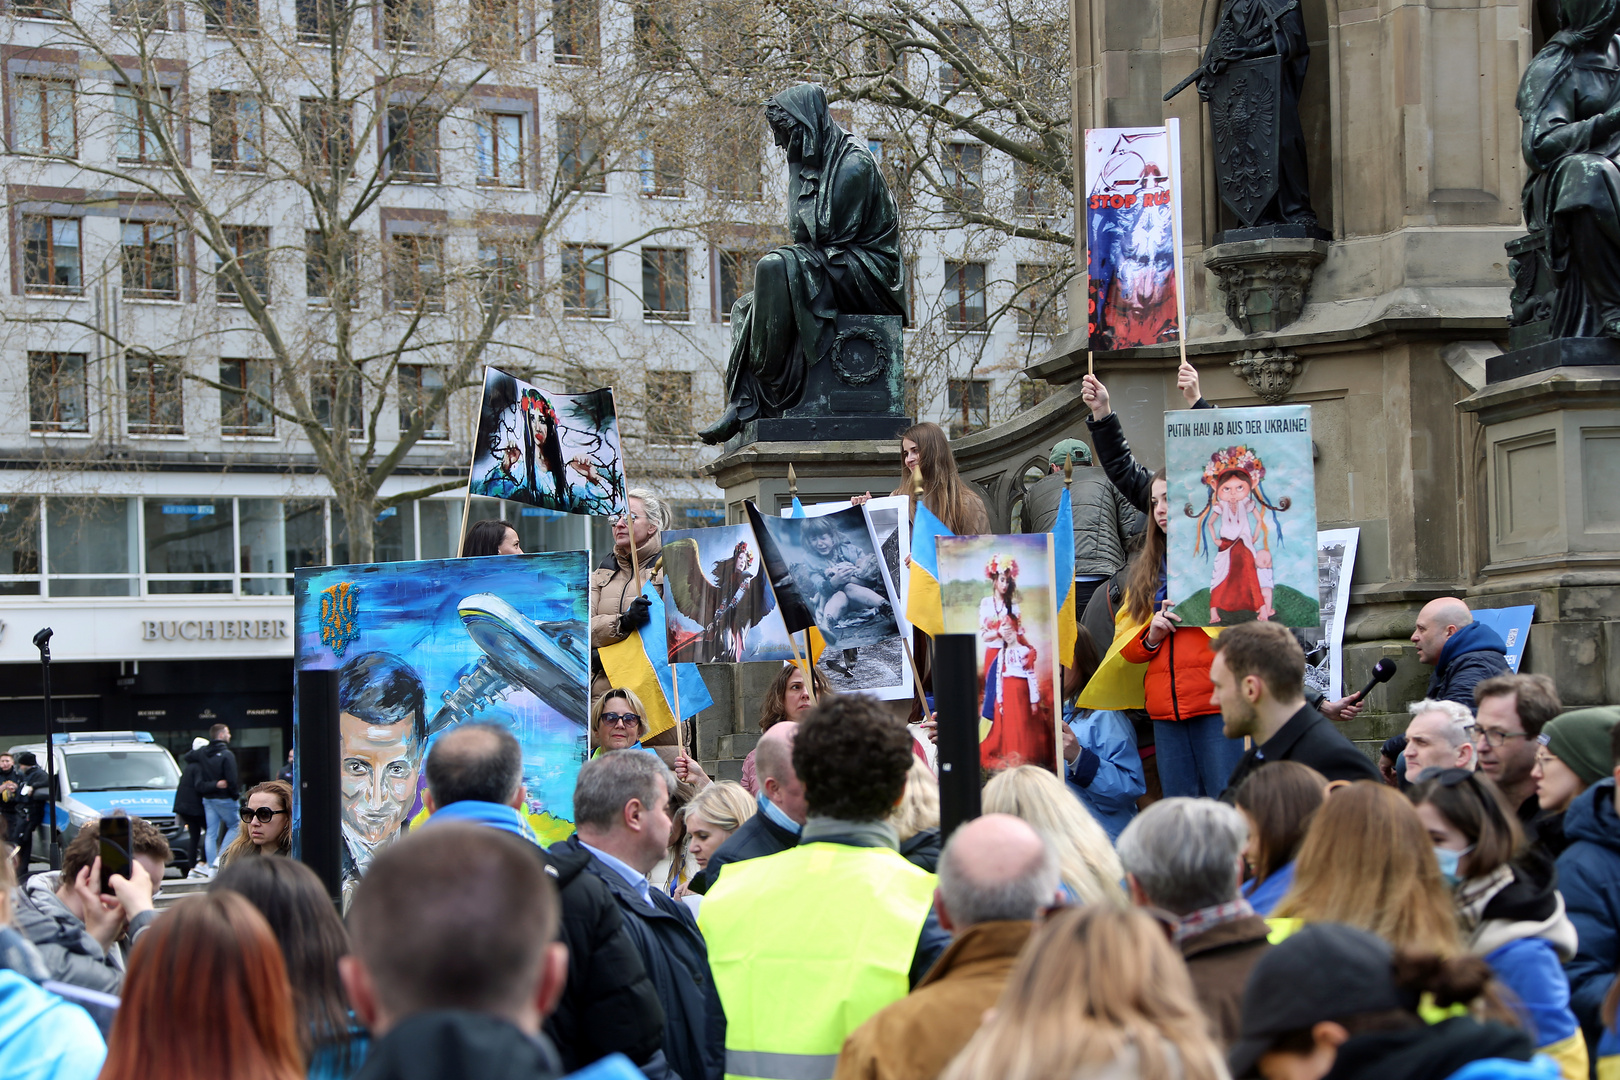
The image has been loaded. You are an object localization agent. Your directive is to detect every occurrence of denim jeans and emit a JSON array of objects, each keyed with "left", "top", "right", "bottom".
[
  {"left": 1153, "top": 714, "right": 1247, "bottom": 798},
  {"left": 202, "top": 797, "right": 239, "bottom": 866}
]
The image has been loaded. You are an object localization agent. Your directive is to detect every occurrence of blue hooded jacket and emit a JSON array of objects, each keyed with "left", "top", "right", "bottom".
[
  {"left": 1062, "top": 708, "right": 1145, "bottom": 842},
  {"left": 1426, "top": 621, "right": 1509, "bottom": 712},
  {"left": 0, "top": 969, "right": 105, "bottom": 1080},
  {"left": 1555, "top": 777, "right": 1620, "bottom": 1048}
]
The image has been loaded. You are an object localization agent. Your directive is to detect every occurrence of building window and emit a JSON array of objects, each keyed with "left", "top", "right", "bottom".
[
  {"left": 21, "top": 215, "right": 81, "bottom": 295},
  {"left": 1015, "top": 262, "right": 1062, "bottom": 335},
  {"left": 28, "top": 351, "right": 88, "bottom": 433},
  {"left": 716, "top": 248, "right": 759, "bottom": 323},
  {"left": 645, "top": 370, "right": 690, "bottom": 440},
  {"left": 478, "top": 237, "right": 529, "bottom": 311},
  {"left": 46, "top": 497, "right": 136, "bottom": 596},
  {"left": 202, "top": 0, "right": 258, "bottom": 31},
  {"left": 210, "top": 91, "right": 264, "bottom": 171},
  {"left": 946, "top": 377, "right": 989, "bottom": 437},
  {"left": 641, "top": 248, "right": 688, "bottom": 320},
  {"left": 943, "top": 142, "right": 984, "bottom": 213},
  {"left": 471, "top": 0, "right": 522, "bottom": 58},
  {"left": 312, "top": 367, "right": 363, "bottom": 437},
  {"left": 385, "top": 104, "right": 439, "bottom": 182},
  {"left": 561, "top": 243, "right": 608, "bottom": 317},
  {"left": 217, "top": 225, "right": 270, "bottom": 306},
  {"left": 297, "top": 0, "right": 345, "bottom": 40},
  {"left": 553, "top": 0, "right": 599, "bottom": 62},
  {"left": 1018, "top": 378, "right": 1052, "bottom": 412},
  {"left": 398, "top": 364, "right": 448, "bottom": 440},
  {"left": 306, "top": 230, "right": 357, "bottom": 305},
  {"left": 126, "top": 353, "right": 183, "bottom": 436},
  {"left": 938, "top": 21, "right": 979, "bottom": 96},
  {"left": 943, "top": 260, "right": 986, "bottom": 330},
  {"left": 114, "top": 84, "right": 172, "bottom": 164},
  {"left": 632, "top": 0, "right": 679, "bottom": 68},
  {"left": 558, "top": 115, "right": 605, "bottom": 192},
  {"left": 383, "top": 0, "right": 432, "bottom": 50},
  {"left": 144, "top": 498, "right": 234, "bottom": 589},
  {"left": 121, "top": 221, "right": 180, "bottom": 300},
  {"left": 477, "top": 112, "right": 525, "bottom": 187},
  {"left": 566, "top": 366, "right": 612, "bottom": 394},
  {"left": 220, "top": 358, "right": 273, "bottom": 435},
  {"left": 1013, "top": 159, "right": 1052, "bottom": 217},
  {"left": 110, "top": 0, "right": 167, "bottom": 28},
  {"left": 388, "top": 233, "right": 444, "bottom": 311},
  {"left": 301, "top": 98, "right": 353, "bottom": 171},
  {"left": 12, "top": 77, "right": 76, "bottom": 157},
  {"left": 639, "top": 128, "right": 683, "bottom": 197},
  {"left": 14, "top": 0, "right": 70, "bottom": 18}
]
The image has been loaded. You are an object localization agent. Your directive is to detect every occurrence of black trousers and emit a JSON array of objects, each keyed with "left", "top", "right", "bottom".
[{"left": 177, "top": 813, "right": 205, "bottom": 868}]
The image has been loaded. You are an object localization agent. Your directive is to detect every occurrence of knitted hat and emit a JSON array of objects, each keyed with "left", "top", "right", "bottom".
[
  {"left": 1541, "top": 707, "right": 1620, "bottom": 786},
  {"left": 1049, "top": 438, "right": 1092, "bottom": 467}
]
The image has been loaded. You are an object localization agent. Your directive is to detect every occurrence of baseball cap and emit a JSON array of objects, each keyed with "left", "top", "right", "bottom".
[
  {"left": 1228, "top": 923, "right": 1410, "bottom": 1079},
  {"left": 1049, "top": 438, "right": 1092, "bottom": 468}
]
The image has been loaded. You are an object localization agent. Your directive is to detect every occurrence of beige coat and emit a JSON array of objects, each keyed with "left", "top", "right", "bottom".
[{"left": 589, "top": 535, "right": 663, "bottom": 700}]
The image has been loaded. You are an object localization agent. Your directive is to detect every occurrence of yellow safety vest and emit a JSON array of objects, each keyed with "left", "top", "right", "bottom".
[{"left": 698, "top": 842, "right": 937, "bottom": 1080}]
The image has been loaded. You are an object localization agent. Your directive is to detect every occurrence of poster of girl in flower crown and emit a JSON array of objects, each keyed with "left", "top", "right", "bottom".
[{"left": 1164, "top": 405, "right": 1320, "bottom": 628}]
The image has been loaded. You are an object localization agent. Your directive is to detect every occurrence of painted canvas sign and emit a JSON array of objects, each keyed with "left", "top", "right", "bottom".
[
  {"left": 937, "top": 533, "right": 1060, "bottom": 773},
  {"left": 1164, "top": 405, "right": 1319, "bottom": 627},
  {"left": 1085, "top": 122, "right": 1184, "bottom": 351},
  {"left": 294, "top": 552, "right": 590, "bottom": 899},
  {"left": 661, "top": 524, "right": 796, "bottom": 664},
  {"left": 469, "top": 367, "right": 626, "bottom": 516}
]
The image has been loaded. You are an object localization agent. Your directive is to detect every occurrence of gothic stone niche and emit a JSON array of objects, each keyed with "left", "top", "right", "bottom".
[
  {"left": 1229, "top": 348, "right": 1302, "bottom": 403},
  {"left": 1203, "top": 237, "right": 1329, "bottom": 335}
]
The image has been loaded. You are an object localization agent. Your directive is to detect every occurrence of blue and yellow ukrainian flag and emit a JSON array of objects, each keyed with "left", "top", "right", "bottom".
[
  {"left": 1053, "top": 486, "right": 1078, "bottom": 668},
  {"left": 599, "top": 583, "right": 714, "bottom": 738},
  {"left": 907, "top": 503, "right": 950, "bottom": 638}
]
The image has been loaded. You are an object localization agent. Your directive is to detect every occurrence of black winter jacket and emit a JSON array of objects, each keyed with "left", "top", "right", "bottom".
[
  {"left": 1087, "top": 399, "right": 1212, "bottom": 514},
  {"left": 560, "top": 836, "right": 726, "bottom": 1080},
  {"left": 688, "top": 805, "right": 800, "bottom": 895},
  {"left": 173, "top": 754, "right": 205, "bottom": 818},
  {"left": 354, "top": 1011, "right": 562, "bottom": 1080},
  {"left": 538, "top": 840, "right": 666, "bottom": 1071},
  {"left": 1222, "top": 704, "right": 1380, "bottom": 800},
  {"left": 1313, "top": 1017, "right": 1533, "bottom": 1080},
  {"left": 1424, "top": 621, "right": 1510, "bottom": 713},
  {"left": 193, "top": 741, "right": 239, "bottom": 801},
  {"left": 899, "top": 828, "right": 940, "bottom": 873}
]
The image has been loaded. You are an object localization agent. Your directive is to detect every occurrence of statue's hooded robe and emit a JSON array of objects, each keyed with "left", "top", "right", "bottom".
[
  {"left": 1518, "top": 0, "right": 1620, "bottom": 335},
  {"left": 723, "top": 84, "right": 907, "bottom": 423}
]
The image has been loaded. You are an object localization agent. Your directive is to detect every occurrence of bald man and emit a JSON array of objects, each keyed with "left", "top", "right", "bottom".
[
  {"left": 689, "top": 721, "right": 805, "bottom": 895},
  {"left": 834, "top": 814, "right": 1057, "bottom": 1080},
  {"left": 1411, "top": 597, "right": 1509, "bottom": 713}
]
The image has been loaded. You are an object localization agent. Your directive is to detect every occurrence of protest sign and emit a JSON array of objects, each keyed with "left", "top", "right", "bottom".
[
  {"left": 1085, "top": 123, "right": 1184, "bottom": 351},
  {"left": 469, "top": 367, "right": 626, "bottom": 516},
  {"left": 661, "top": 524, "right": 796, "bottom": 664}
]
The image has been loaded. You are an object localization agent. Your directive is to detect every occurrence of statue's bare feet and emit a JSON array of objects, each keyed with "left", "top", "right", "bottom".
[{"left": 697, "top": 405, "right": 741, "bottom": 445}]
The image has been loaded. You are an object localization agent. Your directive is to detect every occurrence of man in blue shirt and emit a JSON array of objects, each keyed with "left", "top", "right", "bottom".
[{"left": 553, "top": 751, "right": 725, "bottom": 1080}]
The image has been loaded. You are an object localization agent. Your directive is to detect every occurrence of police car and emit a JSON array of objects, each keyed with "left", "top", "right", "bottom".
[{"left": 7, "top": 731, "right": 187, "bottom": 862}]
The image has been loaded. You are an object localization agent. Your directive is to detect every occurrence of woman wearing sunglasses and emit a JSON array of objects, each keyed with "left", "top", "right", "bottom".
[
  {"left": 590, "top": 689, "right": 658, "bottom": 758},
  {"left": 1409, "top": 767, "right": 1587, "bottom": 1080},
  {"left": 220, "top": 780, "right": 293, "bottom": 866}
]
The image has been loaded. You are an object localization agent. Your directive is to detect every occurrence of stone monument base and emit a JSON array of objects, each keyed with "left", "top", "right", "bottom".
[
  {"left": 1486, "top": 336, "right": 1620, "bottom": 383},
  {"left": 729, "top": 414, "right": 911, "bottom": 448}
]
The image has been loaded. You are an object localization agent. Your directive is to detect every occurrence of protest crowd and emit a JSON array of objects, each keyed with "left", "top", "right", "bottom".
[{"left": 4, "top": 365, "right": 1620, "bottom": 1080}]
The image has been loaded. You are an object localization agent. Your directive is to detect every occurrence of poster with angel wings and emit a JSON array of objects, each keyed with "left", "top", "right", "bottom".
[
  {"left": 661, "top": 524, "right": 797, "bottom": 664},
  {"left": 469, "top": 367, "right": 626, "bottom": 516}
]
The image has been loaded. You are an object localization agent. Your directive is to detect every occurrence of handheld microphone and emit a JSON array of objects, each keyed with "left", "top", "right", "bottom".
[{"left": 1347, "top": 658, "right": 1398, "bottom": 706}]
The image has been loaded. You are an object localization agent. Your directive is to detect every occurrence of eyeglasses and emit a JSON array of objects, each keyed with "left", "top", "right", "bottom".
[
  {"left": 610, "top": 512, "right": 641, "bottom": 525},
  {"left": 240, "top": 806, "right": 289, "bottom": 824},
  {"left": 1474, "top": 727, "right": 1530, "bottom": 748},
  {"left": 599, "top": 712, "right": 641, "bottom": 728}
]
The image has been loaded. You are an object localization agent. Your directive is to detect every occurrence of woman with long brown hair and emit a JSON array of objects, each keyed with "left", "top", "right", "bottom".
[
  {"left": 885, "top": 422, "right": 990, "bottom": 534},
  {"left": 100, "top": 890, "right": 304, "bottom": 1080},
  {"left": 941, "top": 904, "right": 1226, "bottom": 1080},
  {"left": 1232, "top": 761, "right": 1328, "bottom": 915},
  {"left": 1273, "top": 781, "right": 1462, "bottom": 957},
  {"left": 741, "top": 662, "right": 830, "bottom": 795},
  {"left": 220, "top": 780, "right": 293, "bottom": 866}
]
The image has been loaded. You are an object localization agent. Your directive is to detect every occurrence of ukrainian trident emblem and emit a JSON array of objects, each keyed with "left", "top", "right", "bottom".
[{"left": 319, "top": 582, "right": 359, "bottom": 657}]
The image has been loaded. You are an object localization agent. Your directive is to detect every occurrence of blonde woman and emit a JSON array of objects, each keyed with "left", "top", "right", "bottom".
[
  {"left": 1273, "top": 780, "right": 1462, "bottom": 956},
  {"left": 219, "top": 781, "right": 293, "bottom": 866},
  {"left": 890, "top": 759, "right": 941, "bottom": 872},
  {"left": 941, "top": 904, "right": 1228, "bottom": 1080},
  {"left": 982, "top": 765, "right": 1124, "bottom": 906},
  {"left": 590, "top": 688, "right": 653, "bottom": 757},
  {"left": 675, "top": 781, "right": 755, "bottom": 910}
]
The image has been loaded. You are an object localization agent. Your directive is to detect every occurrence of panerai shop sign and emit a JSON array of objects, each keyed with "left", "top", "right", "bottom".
[{"left": 142, "top": 618, "right": 289, "bottom": 641}]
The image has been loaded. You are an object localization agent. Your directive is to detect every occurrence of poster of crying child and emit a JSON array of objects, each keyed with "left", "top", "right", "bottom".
[
  {"left": 1164, "top": 405, "right": 1320, "bottom": 628},
  {"left": 937, "top": 533, "right": 1060, "bottom": 774}
]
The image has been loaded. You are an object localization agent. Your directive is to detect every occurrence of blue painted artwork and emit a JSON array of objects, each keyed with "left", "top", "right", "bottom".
[
  {"left": 294, "top": 552, "right": 590, "bottom": 896},
  {"left": 1164, "top": 404, "right": 1320, "bottom": 627},
  {"left": 1472, "top": 605, "right": 1535, "bottom": 672}
]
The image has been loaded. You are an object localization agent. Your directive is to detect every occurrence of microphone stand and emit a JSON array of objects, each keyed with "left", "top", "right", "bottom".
[{"left": 32, "top": 628, "right": 61, "bottom": 871}]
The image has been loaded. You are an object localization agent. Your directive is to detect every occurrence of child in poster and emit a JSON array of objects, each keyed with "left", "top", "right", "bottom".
[{"left": 1164, "top": 405, "right": 1319, "bottom": 628}]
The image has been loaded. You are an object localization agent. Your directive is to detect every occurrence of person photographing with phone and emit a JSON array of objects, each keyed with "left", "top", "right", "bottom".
[{"left": 12, "top": 813, "right": 169, "bottom": 993}]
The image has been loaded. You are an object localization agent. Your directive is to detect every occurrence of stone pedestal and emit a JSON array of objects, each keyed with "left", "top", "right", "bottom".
[
  {"left": 1486, "top": 337, "right": 1620, "bottom": 383},
  {"left": 1457, "top": 365, "right": 1620, "bottom": 706},
  {"left": 1203, "top": 236, "right": 1330, "bottom": 335},
  {"left": 704, "top": 438, "right": 908, "bottom": 524}
]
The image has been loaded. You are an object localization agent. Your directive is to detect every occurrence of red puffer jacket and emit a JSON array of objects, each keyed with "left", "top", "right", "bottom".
[{"left": 1120, "top": 624, "right": 1220, "bottom": 722}]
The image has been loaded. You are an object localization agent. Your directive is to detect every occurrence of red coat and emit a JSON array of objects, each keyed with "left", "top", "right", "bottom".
[{"left": 1120, "top": 624, "right": 1219, "bottom": 722}]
